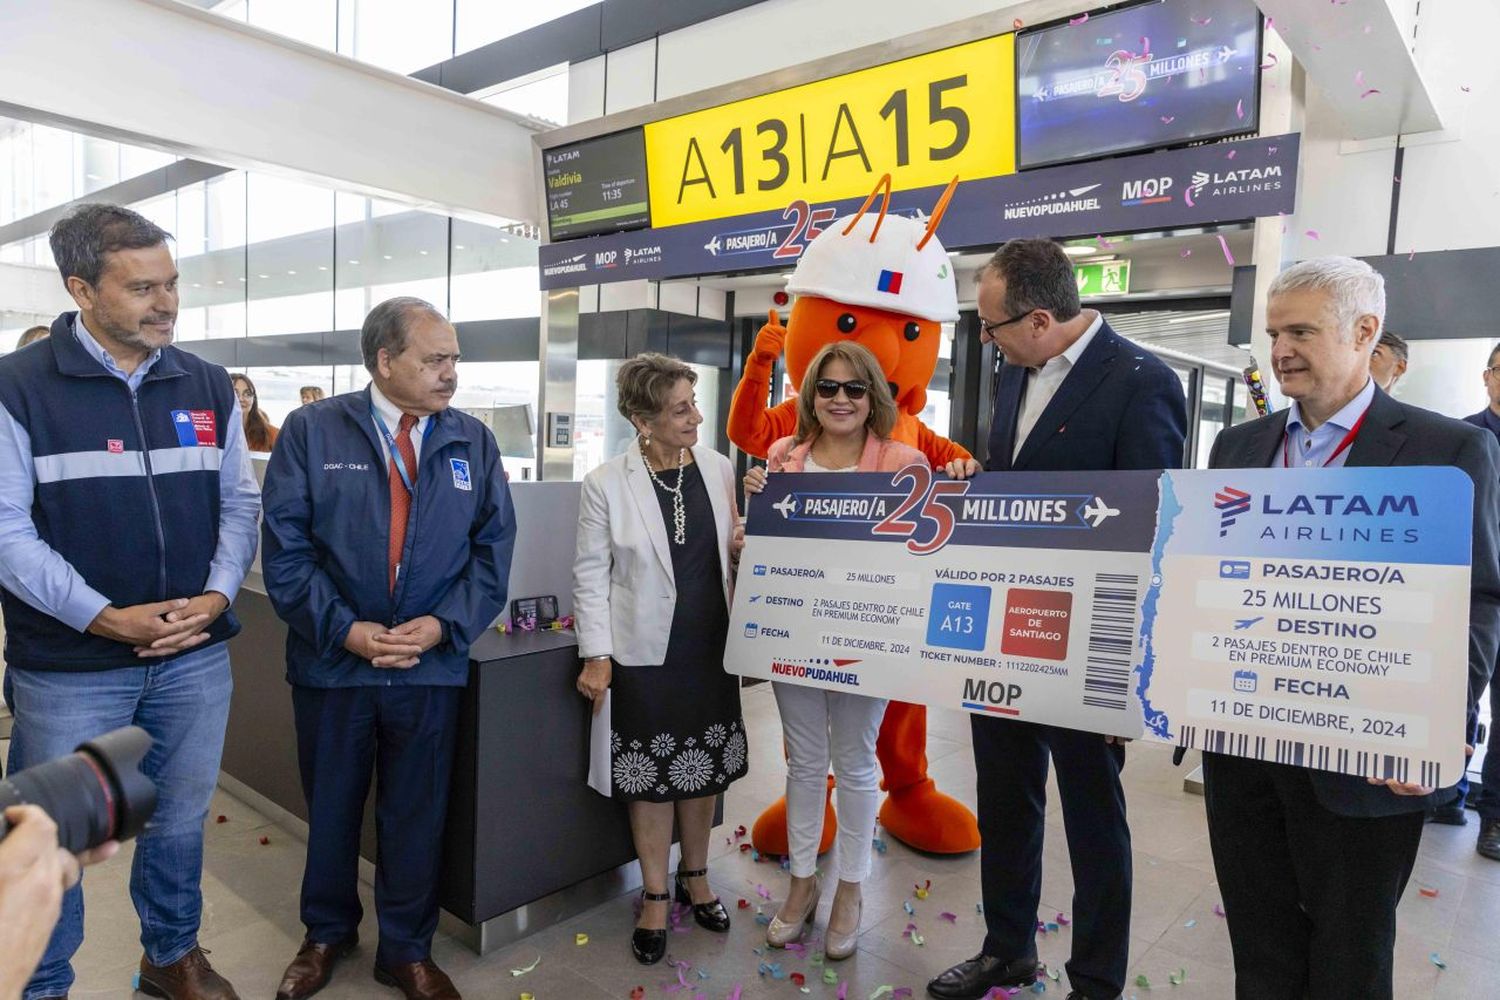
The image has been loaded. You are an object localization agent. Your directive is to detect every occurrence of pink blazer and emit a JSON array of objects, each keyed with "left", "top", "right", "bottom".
[{"left": 767, "top": 432, "right": 928, "bottom": 473}]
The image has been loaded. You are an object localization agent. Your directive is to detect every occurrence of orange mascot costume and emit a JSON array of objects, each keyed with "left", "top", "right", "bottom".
[{"left": 728, "top": 176, "right": 980, "bottom": 855}]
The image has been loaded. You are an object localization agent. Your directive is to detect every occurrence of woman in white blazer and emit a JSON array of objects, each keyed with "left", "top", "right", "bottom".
[{"left": 572, "top": 353, "right": 747, "bottom": 966}]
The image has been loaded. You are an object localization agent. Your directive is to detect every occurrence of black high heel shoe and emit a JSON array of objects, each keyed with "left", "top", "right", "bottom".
[
  {"left": 632, "top": 889, "right": 671, "bottom": 965},
  {"left": 675, "top": 867, "right": 732, "bottom": 933}
]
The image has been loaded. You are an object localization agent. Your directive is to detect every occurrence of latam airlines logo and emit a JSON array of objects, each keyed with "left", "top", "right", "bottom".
[
  {"left": 1215, "top": 486, "right": 1252, "bottom": 537},
  {"left": 1189, "top": 165, "right": 1284, "bottom": 201}
]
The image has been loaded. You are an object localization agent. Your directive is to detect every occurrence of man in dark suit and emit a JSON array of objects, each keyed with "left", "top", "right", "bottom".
[
  {"left": 1203, "top": 257, "right": 1500, "bottom": 999},
  {"left": 927, "top": 239, "right": 1187, "bottom": 1000},
  {"left": 1460, "top": 342, "right": 1500, "bottom": 854}
]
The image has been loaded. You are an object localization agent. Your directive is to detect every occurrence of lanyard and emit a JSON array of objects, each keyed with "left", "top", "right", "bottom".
[
  {"left": 1283, "top": 407, "right": 1369, "bottom": 469},
  {"left": 371, "top": 406, "right": 416, "bottom": 495}
]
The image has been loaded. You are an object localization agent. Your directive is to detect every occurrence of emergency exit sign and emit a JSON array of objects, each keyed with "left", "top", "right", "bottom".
[{"left": 1074, "top": 260, "right": 1130, "bottom": 297}]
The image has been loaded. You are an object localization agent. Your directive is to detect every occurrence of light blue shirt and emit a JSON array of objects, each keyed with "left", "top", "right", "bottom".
[
  {"left": 1280, "top": 378, "right": 1376, "bottom": 469},
  {"left": 0, "top": 317, "right": 261, "bottom": 632}
]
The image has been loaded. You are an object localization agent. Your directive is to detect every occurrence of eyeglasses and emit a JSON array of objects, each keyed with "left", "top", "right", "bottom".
[
  {"left": 1486, "top": 366, "right": 1500, "bottom": 377},
  {"left": 814, "top": 379, "right": 870, "bottom": 400},
  {"left": 979, "top": 309, "right": 1036, "bottom": 339}
]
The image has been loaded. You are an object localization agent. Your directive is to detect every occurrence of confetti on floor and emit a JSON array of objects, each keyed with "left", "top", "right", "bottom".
[
  {"left": 575, "top": 932, "right": 589, "bottom": 945},
  {"left": 1431, "top": 952, "right": 1447, "bottom": 970},
  {"left": 1169, "top": 968, "right": 1186, "bottom": 986},
  {"left": 509, "top": 956, "right": 540, "bottom": 977}
]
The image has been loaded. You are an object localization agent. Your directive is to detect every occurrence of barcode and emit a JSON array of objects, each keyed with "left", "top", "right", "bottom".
[
  {"left": 1178, "top": 725, "right": 1441, "bottom": 785},
  {"left": 1083, "top": 572, "right": 1139, "bottom": 710}
]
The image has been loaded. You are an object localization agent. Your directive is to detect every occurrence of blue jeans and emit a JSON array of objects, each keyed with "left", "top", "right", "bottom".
[{"left": 5, "top": 643, "right": 232, "bottom": 1000}]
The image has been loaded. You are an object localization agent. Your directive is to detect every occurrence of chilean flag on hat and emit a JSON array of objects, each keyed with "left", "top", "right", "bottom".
[{"left": 876, "top": 269, "right": 904, "bottom": 294}]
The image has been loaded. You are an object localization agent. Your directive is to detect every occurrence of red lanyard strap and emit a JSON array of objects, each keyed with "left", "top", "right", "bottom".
[{"left": 1283, "top": 407, "right": 1369, "bottom": 469}]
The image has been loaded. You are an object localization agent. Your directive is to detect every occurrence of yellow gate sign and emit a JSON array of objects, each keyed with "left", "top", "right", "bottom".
[{"left": 644, "top": 34, "right": 1015, "bottom": 228}]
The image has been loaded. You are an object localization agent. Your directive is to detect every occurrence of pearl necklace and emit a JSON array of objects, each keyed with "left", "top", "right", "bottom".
[{"left": 641, "top": 441, "right": 688, "bottom": 545}]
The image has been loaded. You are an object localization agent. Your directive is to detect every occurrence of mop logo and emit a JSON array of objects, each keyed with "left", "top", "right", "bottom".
[{"left": 1215, "top": 486, "right": 1253, "bottom": 537}]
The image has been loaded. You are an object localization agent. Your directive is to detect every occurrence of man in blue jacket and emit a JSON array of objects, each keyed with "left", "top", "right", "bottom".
[
  {"left": 261, "top": 297, "right": 516, "bottom": 1000},
  {"left": 0, "top": 204, "right": 260, "bottom": 1000}
]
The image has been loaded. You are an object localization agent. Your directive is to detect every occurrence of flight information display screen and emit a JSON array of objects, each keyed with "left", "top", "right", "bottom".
[
  {"left": 544, "top": 130, "right": 652, "bottom": 241},
  {"left": 1016, "top": 0, "right": 1261, "bottom": 169}
]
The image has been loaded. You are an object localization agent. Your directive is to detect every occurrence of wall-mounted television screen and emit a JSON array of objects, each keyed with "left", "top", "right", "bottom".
[
  {"left": 544, "top": 129, "right": 651, "bottom": 241},
  {"left": 1016, "top": 0, "right": 1262, "bottom": 169}
]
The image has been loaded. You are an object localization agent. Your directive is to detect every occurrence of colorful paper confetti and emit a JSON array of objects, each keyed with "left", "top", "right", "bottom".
[
  {"left": 872, "top": 837, "right": 888, "bottom": 854},
  {"left": 1169, "top": 968, "right": 1186, "bottom": 986},
  {"left": 509, "top": 957, "right": 540, "bottom": 977},
  {"left": 630, "top": 988, "right": 645, "bottom": 1000},
  {"left": 1160, "top": 116, "right": 1176, "bottom": 124},
  {"left": 825, "top": 970, "right": 840, "bottom": 985},
  {"left": 1069, "top": 13, "right": 1090, "bottom": 25},
  {"left": 1056, "top": 913, "right": 1071, "bottom": 926},
  {"left": 215, "top": 815, "right": 227, "bottom": 824},
  {"left": 939, "top": 912, "right": 958, "bottom": 922},
  {"left": 259, "top": 836, "right": 270, "bottom": 845},
  {"left": 904, "top": 901, "right": 916, "bottom": 915},
  {"left": 1213, "top": 903, "right": 1226, "bottom": 917},
  {"left": 1260, "top": 53, "right": 1279, "bottom": 69},
  {"left": 1136, "top": 975, "right": 1152, "bottom": 989},
  {"left": 1235, "top": 99, "right": 1245, "bottom": 120},
  {"left": 1361, "top": 89, "right": 1382, "bottom": 99},
  {"left": 1184, "top": 919, "right": 1197, "bottom": 928},
  {"left": 575, "top": 932, "right": 589, "bottom": 945},
  {"left": 791, "top": 973, "right": 807, "bottom": 987},
  {"left": 1216, "top": 234, "right": 1235, "bottom": 266},
  {"left": 1419, "top": 886, "right": 1440, "bottom": 898},
  {"left": 914, "top": 880, "right": 931, "bottom": 899},
  {"left": 1430, "top": 952, "right": 1447, "bottom": 970},
  {"left": 1190, "top": 16, "right": 1213, "bottom": 26},
  {"left": 1013, "top": 18, "right": 1024, "bottom": 29},
  {"left": 1305, "top": 230, "right": 1321, "bottom": 240}
]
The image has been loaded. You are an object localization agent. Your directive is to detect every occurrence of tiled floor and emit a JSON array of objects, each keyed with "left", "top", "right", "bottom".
[{"left": 7, "top": 682, "right": 1499, "bottom": 999}]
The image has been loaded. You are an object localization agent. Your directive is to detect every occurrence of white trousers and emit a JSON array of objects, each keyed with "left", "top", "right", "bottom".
[{"left": 773, "top": 682, "right": 888, "bottom": 882}]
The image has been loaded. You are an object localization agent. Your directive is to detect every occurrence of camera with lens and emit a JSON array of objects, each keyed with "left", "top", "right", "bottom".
[{"left": 0, "top": 726, "right": 157, "bottom": 853}]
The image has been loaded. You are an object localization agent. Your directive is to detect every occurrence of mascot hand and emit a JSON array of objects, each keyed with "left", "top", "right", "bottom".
[{"left": 752, "top": 308, "right": 787, "bottom": 364}]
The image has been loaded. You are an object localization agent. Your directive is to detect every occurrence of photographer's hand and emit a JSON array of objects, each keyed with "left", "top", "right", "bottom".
[{"left": 0, "top": 807, "right": 68, "bottom": 998}]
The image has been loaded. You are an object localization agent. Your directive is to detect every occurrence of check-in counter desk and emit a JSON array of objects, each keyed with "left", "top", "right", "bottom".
[{"left": 221, "top": 479, "right": 661, "bottom": 952}]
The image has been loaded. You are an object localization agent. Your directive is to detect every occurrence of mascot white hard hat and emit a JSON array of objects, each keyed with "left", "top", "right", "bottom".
[{"left": 785, "top": 175, "right": 960, "bottom": 323}]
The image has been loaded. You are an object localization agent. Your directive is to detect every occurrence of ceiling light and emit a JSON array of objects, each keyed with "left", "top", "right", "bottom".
[
  {"left": 287, "top": 270, "right": 296, "bottom": 275},
  {"left": 383, "top": 254, "right": 392, "bottom": 259},
  {"left": 216, "top": 280, "right": 223, "bottom": 285},
  {"left": 258, "top": 273, "right": 269, "bottom": 278},
  {"left": 455, "top": 244, "right": 466, "bottom": 250},
  {"left": 317, "top": 265, "right": 327, "bottom": 271},
  {"left": 419, "top": 250, "right": 428, "bottom": 255},
  {"left": 348, "top": 259, "right": 359, "bottom": 265},
  {"left": 1063, "top": 245, "right": 1096, "bottom": 257}
]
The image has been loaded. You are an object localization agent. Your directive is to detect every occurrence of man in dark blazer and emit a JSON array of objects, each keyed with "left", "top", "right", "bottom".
[
  {"left": 1462, "top": 341, "right": 1500, "bottom": 856},
  {"left": 1203, "top": 257, "right": 1500, "bottom": 999},
  {"left": 927, "top": 239, "right": 1187, "bottom": 1000}
]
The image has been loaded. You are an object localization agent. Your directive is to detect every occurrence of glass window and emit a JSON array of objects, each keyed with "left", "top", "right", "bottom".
[
  {"left": 335, "top": 196, "right": 449, "bottom": 329},
  {"left": 238, "top": 365, "right": 335, "bottom": 433},
  {"left": 246, "top": 175, "right": 334, "bottom": 336},
  {"left": 450, "top": 219, "right": 539, "bottom": 322},
  {"left": 574, "top": 360, "right": 721, "bottom": 480},
  {"left": 455, "top": 2, "right": 595, "bottom": 57},
  {"left": 338, "top": 0, "right": 453, "bottom": 74},
  {"left": 249, "top": 0, "right": 336, "bottom": 51},
  {"left": 451, "top": 361, "right": 541, "bottom": 481},
  {"left": 480, "top": 66, "right": 569, "bottom": 126}
]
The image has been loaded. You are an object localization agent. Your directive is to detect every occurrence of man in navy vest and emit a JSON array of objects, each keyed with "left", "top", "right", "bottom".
[
  {"left": 0, "top": 204, "right": 260, "bottom": 1000},
  {"left": 261, "top": 298, "right": 515, "bottom": 1000},
  {"left": 928, "top": 240, "right": 1187, "bottom": 1000}
]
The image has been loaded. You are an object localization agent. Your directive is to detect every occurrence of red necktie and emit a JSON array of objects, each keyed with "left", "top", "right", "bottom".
[{"left": 387, "top": 413, "right": 418, "bottom": 593}]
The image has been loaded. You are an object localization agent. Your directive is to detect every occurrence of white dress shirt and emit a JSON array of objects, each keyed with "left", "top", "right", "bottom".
[
  {"left": 1013, "top": 311, "right": 1105, "bottom": 461},
  {"left": 369, "top": 382, "right": 428, "bottom": 465}
]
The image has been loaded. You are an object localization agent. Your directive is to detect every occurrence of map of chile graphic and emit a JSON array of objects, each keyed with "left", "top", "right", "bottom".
[
  {"left": 1137, "top": 473, "right": 1181, "bottom": 739},
  {"left": 1214, "top": 486, "right": 1252, "bottom": 537}
]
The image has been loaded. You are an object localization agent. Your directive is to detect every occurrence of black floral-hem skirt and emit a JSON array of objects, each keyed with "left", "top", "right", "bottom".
[{"left": 606, "top": 659, "right": 748, "bottom": 803}]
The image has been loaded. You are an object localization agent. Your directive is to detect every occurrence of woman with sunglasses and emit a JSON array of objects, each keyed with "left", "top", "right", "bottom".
[{"left": 743, "top": 340, "right": 925, "bottom": 960}]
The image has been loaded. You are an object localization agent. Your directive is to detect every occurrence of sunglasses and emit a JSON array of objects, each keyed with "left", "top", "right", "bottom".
[{"left": 814, "top": 378, "right": 870, "bottom": 400}]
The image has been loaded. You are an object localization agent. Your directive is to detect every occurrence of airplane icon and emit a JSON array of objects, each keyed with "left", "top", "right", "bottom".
[
  {"left": 1081, "top": 497, "right": 1120, "bottom": 527},
  {"left": 773, "top": 495, "right": 797, "bottom": 519},
  {"left": 1233, "top": 617, "right": 1263, "bottom": 630},
  {"left": 704, "top": 236, "right": 722, "bottom": 255}
]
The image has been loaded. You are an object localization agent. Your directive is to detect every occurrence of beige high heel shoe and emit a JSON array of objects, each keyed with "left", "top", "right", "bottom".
[
  {"left": 824, "top": 895, "right": 862, "bottom": 961},
  {"left": 765, "top": 879, "right": 821, "bottom": 947}
]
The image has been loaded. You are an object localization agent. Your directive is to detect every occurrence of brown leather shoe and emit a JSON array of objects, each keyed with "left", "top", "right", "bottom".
[
  {"left": 373, "top": 959, "right": 460, "bottom": 1000},
  {"left": 275, "top": 938, "right": 358, "bottom": 1000},
  {"left": 137, "top": 946, "right": 240, "bottom": 1000}
]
